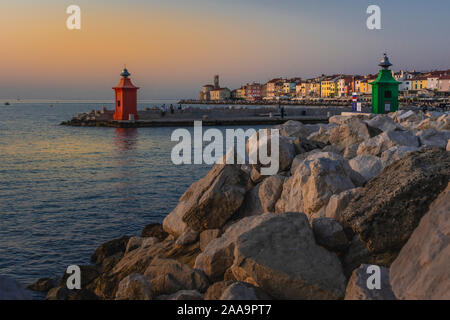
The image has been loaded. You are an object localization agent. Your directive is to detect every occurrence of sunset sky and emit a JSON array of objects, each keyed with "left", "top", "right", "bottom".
[{"left": 1, "top": 0, "right": 449, "bottom": 99}]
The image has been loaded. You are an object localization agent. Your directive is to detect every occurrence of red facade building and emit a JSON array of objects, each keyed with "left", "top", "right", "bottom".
[
  {"left": 113, "top": 68, "right": 139, "bottom": 121},
  {"left": 244, "top": 83, "right": 263, "bottom": 101}
]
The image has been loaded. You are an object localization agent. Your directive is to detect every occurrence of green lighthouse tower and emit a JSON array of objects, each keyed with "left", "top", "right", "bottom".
[{"left": 370, "top": 53, "right": 401, "bottom": 114}]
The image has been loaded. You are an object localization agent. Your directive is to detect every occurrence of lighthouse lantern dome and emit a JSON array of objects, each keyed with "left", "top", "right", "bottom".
[{"left": 120, "top": 68, "right": 131, "bottom": 78}]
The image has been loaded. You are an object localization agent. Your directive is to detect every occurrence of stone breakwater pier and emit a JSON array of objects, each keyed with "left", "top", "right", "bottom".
[{"left": 60, "top": 105, "right": 364, "bottom": 127}]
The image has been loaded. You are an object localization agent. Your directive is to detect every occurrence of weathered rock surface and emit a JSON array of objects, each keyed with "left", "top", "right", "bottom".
[
  {"left": 204, "top": 281, "right": 235, "bottom": 300},
  {"left": 219, "top": 282, "right": 263, "bottom": 300},
  {"left": 0, "top": 276, "right": 31, "bottom": 300},
  {"left": 195, "top": 214, "right": 276, "bottom": 281},
  {"left": 115, "top": 274, "right": 153, "bottom": 300},
  {"left": 231, "top": 213, "right": 347, "bottom": 300},
  {"left": 89, "top": 238, "right": 200, "bottom": 299},
  {"left": 236, "top": 174, "right": 285, "bottom": 218},
  {"left": 163, "top": 164, "right": 250, "bottom": 237},
  {"left": 365, "top": 114, "right": 400, "bottom": 132},
  {"left": 91, "top": 236, "right": 130, "bottom": 265},
  {"left": 390, "top": 183, "right": 450, "bottom": 300},
  {"left": 144, "top": 258, "right": 209, "bottom": 296},
  {"left": 290, "top": 149, "right": 321, "bottom": 174},
  {"left": 246, "top": 131, "right": 296, "bottom": 173},
  {"left": 312, "top": 217, "right": 349, "bottom": 252},
  {"left": 380, "top": 145, "right": 419, "bottom": 167},
  {"left": 415, "top": 129, "right": 450, "bottom": 149},
  {"left": 395, "top": 110, "right": 425, "bottom": 124},
  {"left": 292, "top": 137, "right": 326, "bottom": 155},
  {"left": 27, "top": 277, "right": 57, "bottom": 292},
  {"left": 58, "top": 265, "right": 100, "bottom": 290},
  {"left": 357, "top": 130, "right": 420, "bottom": 157},
  {"left": 349, "top": 155, "right": 384, "bottom": 181},
  {"left": 125, "top": 237, "right": 144, "bottom": 253},
  {"left": 344, "top": 265, "right": 396, "bottom": 300},
  {"left": 342, "top": 148, "right": 450, "bottom": 266},
  {"left": 175, "top": 229, "right": 199, "bottom": 246},
  {"left": 309, "top": 117, "right": 381, "bottom": 152},
  {"left": 275, "top": 152, "right": 364, "bottom": 216},
  {"left": 277, "top": 120, "right": 312, "bottom": 139},
  {"left": 200, "top": 229, "right": 221, "bottom": 252},
  {"left": 46, "top": 285, "right": 71, "bottom": 300},
  {"left": 323, "top": 188, "right": 360, "bottom": 224},
  {"left": 141, "top": 223, "right": 168, "bottom": 241}
]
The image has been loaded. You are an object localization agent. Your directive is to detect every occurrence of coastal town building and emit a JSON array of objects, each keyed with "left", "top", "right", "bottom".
[
  {"left": 231, "top": 87, "right": 246, "bottom": 100},
  {"left": 295, "top": 82, "right": 304, "bottom": 97},
  {"left": 197, "top": 67, "right": 449, "bottom": 102},
  {"left": 199, "top": 75, "right": 231, "bottom": 101},
  {"left": 282, "top": 78, "right": 301, "bottom": 97},
  {"left": 338, "top": 76, "right": 354, "bottom": 97},
  {"left": 244, "top": 83, "right": 263, "bottom": 101},
  {"left": 266, "top": 78, "right": 283, "bottom": 99},
  {"left": 199, "top": 84, "right": 214, "bottom": 101},
  {"left": 113, "top": 68, "right": 139, "bottom": 121},
  {"left": 210, "top": 88, "right": 231, "bottom": 101},
  {"left": 438, "top": 75, "right": 450, "bottom": 92},
  {"left": 321, "top": 76, "right": 340, "bottom": 98},
  {"left": 411, "top": 77, "right": 428, "bottom": 91},
  {"left": 427, "top": 76, "right": 440, "bottom": 91}
]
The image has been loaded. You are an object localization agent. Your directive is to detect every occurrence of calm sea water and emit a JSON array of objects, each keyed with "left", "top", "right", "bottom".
[{"left": 0, "top": 101, "right": 263, "bottom": 298}]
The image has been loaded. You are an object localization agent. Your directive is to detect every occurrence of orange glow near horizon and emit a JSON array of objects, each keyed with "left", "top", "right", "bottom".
[
  {"left": 1, "top": 1, "right": 449, "bottom": 99},
  {"left": 1, "top": 1, "right": 288, "bottom": 99}
]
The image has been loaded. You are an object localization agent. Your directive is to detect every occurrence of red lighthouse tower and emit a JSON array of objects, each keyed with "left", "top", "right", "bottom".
[{"left": 113, "top": 68, "right": 139, "bottom": 121}]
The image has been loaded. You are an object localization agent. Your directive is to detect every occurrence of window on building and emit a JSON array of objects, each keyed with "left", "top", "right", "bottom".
[
  {"left": 118, "top": 100, "right": 121, "bottom": 107},
  {"left": 384, "top": 90, "right": 392, "bottom": 98}
]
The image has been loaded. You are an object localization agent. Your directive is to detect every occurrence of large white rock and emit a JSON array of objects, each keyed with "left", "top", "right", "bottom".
[
  {"left": 231, "top": 213, "right": 347, "bottom": 300},
  {"left": 309, "top": 118, "right": 380, "bottom": 153},
  {"left": 390, "top": 183, "right": 450, "bottom": 300},
  {"left": 163, "top": 164, "right": 250, "bottom": 237},
  {"left": 275, "top": 152, "right": 364, "bottom": 216},
  {"left": 195, "top": 214, "right": 276, "bottom": 280},
  {"left": 395, "top": 110, "right": 425, "bottom": 124},
  {"left": 0, "top": 276, "right": 31, "bottom": 300},
  {"left": 349, "top": 155, "right": 384, "bottom": 181},
  {"left": 276, "top": 120, "right": 312, "bottom": 139},
  {"left": 357, "top": 130, "right": 420, "bottom": 157},
  {"left": 115, "top": 274, "right": 153, "bottom": 300}
]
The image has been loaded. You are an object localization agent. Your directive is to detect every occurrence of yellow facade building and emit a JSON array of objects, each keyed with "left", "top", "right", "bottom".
[
  {"left": 412, "top": 78, "right": 428, "bottom": 90},
  {"left": 320, "top": 77, "right": 339, "bottom": 98}
]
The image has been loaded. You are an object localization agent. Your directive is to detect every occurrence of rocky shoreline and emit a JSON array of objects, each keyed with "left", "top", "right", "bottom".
[{"left": 5, "top": 109, "right": 449, "bottom": 300}]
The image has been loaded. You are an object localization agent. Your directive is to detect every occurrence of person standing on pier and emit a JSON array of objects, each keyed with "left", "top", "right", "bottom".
[{"left": 170, "top": 104, "right": 175, "bottom": 114}]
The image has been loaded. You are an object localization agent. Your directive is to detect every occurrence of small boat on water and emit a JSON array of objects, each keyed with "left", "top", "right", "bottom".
[{"left": 4, "top": 102, "right": 10, "bottom": 106}]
